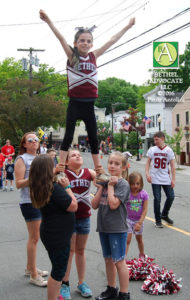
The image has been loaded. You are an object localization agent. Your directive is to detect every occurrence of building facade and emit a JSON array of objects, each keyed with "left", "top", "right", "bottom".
[
  {"left": 143, "top": 85, "right": 183, "bottom": 153},
  {"left": 172, "top": 87, "right": 190, "bottom": 165}
]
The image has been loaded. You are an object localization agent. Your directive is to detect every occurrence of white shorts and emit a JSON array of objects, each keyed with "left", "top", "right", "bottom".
[{"left": 127, "top": 218, "right": 144, "bottom": 235}]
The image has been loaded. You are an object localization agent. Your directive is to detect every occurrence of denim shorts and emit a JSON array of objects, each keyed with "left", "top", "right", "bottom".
[
  {"left": 20, "top": 203, "right": 41, "bottom": 222},
  {"left": 74, "top": 217, "right": 90, "bottom": 235},
  {"left": 99, "top": 232, "right": 127, "bottom": 262},
  {"left": 47, "top": 245, "right": 70, "bottom": 281},
  {"left": 127, "top": 218, "right": 144, "bottom": 235}
]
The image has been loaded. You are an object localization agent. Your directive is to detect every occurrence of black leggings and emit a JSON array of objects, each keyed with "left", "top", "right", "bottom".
[{"left": 61, "top": 100, "right": 99, "bottom": 154}]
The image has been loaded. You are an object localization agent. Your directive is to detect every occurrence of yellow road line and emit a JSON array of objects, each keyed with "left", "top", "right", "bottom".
[
  {"left": 90, "top": 193, "right": 190, "bottom": 237},
  {"left": 145, "top": 216, "right": 190, "bottom": 236}
]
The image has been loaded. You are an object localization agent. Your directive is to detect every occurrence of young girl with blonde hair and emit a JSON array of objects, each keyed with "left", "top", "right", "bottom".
[{"left": 92, "top": 151, "right": 130, "bottom": 300}]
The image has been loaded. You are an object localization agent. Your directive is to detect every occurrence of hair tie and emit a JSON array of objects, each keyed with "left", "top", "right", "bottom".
[{"left": 75, "top": 25, "right": 97, "bottom": 32}]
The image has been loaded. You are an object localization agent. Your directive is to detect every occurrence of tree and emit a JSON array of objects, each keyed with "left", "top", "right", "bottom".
[
  {"left": 96, "top": 77, "right": 138, "bottom": 114},
  {"left": 96, "top": 122, "right": 111, "bottom": 143},
  {"left": 0, "top": 58, "right": 68, "bottom": 100},
  {"left": 165, "top": 128, "right": 184, "bottom": 168},
  {"left": 33, "top": 64, "right": 68, "bottom": 100},
  {"left": 127, "top": 131, "right": 142, "bottom": 155},
  {"left": 0, "top": 58, "right": 27, "bottom": 88},
  {"left": 0, "top": 78, "right": 66, "bottom": 144}
]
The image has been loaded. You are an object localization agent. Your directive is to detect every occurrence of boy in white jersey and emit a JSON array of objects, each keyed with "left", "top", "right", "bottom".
[{"left": 145, "top": 132, "right": 176, "bottom": 228}]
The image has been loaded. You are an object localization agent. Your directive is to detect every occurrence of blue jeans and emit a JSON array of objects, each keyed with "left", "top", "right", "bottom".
[
  {"left": 99, "top": 232, "right": 127, "bottom": 262},
  {"left": 152, "top": 184, "right": 174, "bottom": 223},
  {"left": 0, "top": 168, "right": 3, "bottom": 188}
]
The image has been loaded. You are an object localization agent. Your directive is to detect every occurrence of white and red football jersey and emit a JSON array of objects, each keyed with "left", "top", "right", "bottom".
[
  {"left": 147, "top": 145, "right": 175, "bottom": 185},
  {"left": 67, "top": 52, "right": 98, "bottom": 98},
  {"left": 64, "top": 168, "right": 92, "bottom": 219}
]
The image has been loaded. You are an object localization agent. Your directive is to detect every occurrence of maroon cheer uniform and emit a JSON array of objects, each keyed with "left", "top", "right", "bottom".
[
  {"left": 61, "top": 52, "right": 99, "bottom": 154},
  {"left": 65, "top": 168, "right": 93, "bottom": 219}
]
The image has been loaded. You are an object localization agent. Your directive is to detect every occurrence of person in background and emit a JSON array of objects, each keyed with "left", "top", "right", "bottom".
[
  {"left": 47, "top": 148, "right": 58, "bottom": 167},
  {"left": 3, "top": 156, "right": 15, "bottom": 191},
  {"left": 145, "top": 131, "right": 175, "bottom": 228},
  {"left": 40, "top": 141, "right": 48, "bottom": 154},
  {"left": 15, "top": 132, "right": 48, "bottom": 287},
  {"left": 1, "top": 139, "right": 15, "bottom": 159},
  {"left": 0, "top": 149, "right": 5, "bottom": 190}
]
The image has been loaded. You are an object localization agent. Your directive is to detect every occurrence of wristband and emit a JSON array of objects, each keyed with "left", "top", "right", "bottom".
[{"left": 65, "top": 184, "right": 71, "bottom": 190}]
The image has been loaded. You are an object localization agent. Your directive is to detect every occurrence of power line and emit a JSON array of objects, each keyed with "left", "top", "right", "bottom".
[
  {"left": 54, "top": 12, "right": 190, "bottom": 73},
  {"left": 95, "top": 0, "right": 147, "bottom": 40},
  {"left": 88, "top": 0, "right": 136, "bottom": 28},
  {"left": 35, "top": 21, "right": 190, "bottom": 91},
  {"left": 0, "top": 5, "right": 142, "bottom": 27},
  {"left": 98, "top": 21, "right": 190, "bottom": 69},
  {"left": 50, "top": 1, "right": 147, "bottom": 69},
  {"left": 104, "top": 6, "right": 190, "bottom": 54}
]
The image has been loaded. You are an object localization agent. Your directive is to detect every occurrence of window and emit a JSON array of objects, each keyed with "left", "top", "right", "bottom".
[
  {"left": 95, "top": 115, "right": 99, "bottom": 121},
  {"left": 147, "top": 116, "right": 155, "bottom": 129},
  {"left": 176, "top": 114, "right": 180, "bottom": 127},
  {"left": 152, "top": 116, "right": 155, "bottom": 127},
  {"left": 186, "top": 111, "right": 189, "bottom": 125}
]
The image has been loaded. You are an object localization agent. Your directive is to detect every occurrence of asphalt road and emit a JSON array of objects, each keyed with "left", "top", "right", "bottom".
[{"left": 0, "top": 152, "right": 189, "bottom": 300}]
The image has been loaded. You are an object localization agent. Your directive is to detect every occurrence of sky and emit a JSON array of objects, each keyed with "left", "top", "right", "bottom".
[{"left": 0, "top": 0, "right": 190, "bottom": 85}]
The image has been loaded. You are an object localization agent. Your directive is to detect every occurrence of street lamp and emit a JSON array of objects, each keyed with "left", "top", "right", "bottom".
[
  {"left": 136, "top": 122, "right": 141, "bottom": 161},
  {"left": 158, "top": 115, "right": 161, "bottom": 131},
  {"left": 120, "top": 129, "right": 124, "bottom": 152}
]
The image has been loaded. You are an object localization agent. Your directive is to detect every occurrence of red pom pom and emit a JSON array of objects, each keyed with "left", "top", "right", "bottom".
[{"left": 126, "top": 257, "right": 182, "bottom": 295}]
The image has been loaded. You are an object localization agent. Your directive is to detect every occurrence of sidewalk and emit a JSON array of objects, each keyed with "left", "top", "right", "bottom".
[{"left": 130, "top": 156, "right": 190, "bottom": 176}]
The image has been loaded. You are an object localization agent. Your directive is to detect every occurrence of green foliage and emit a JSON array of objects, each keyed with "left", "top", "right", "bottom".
[
  {"left": 96, "top": 77, "right": 138, "bottom": 114},
  {"left": 127, "top": 131, "right": 142, "bottom": 153},
  {"left": 165, "top": 128, "right": 183, "bottom": 167},
  {"left": 33, "top": 64, "right": 68, "bottom": 100},
  {"left": 113, "top": 131, "right": 127, "bottom": 152},
  {"left": 0, "top": 78, "right": 66, "bottom": 144},
  {"left": 0, "top": 58, "right": 27, "bottom": 88},
  {"left": 0, "top": 58, "right": 69, "bottom": 145},
  {"left": 97, "top": 122, "right": 111, "bottom": 142}
]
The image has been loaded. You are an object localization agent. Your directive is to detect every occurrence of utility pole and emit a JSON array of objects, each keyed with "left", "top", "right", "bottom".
[
  {"left": 17, "top": 47, "right": 45, "bottom": 80},
  {"left": 17, "top": 47, "right": 45, "bottom": 131}
]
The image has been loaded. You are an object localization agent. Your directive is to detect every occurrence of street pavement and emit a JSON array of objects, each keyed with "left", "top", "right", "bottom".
[{"left": 0, "top": 152, "right": 190, "bottom": 300}]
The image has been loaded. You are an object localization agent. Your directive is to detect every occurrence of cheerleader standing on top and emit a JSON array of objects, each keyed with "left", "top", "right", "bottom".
[{"left": 40, "top": 9, "right": 135, "bottom": 172}]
